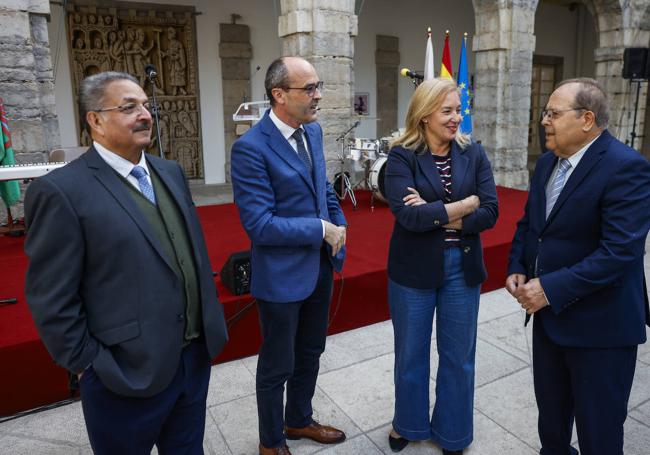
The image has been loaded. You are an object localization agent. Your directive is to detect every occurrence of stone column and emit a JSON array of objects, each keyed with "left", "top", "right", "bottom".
[
  {"left": 592, "top": 0, "right": 650, "bottom": 151},
  {"left": 278, "top": 0, "right": 358, "bottom": 177},
  {"left": 472, "top": 0, "right": 538, "bottom": 189},
  {"left": 219, "top": 22, "right": 252, "bottom": 183},
  {"left": 0, "top": 0, "right": 60, "bottom": 221},
  {"left": 375, "top": 35, "right": 399, "bottom": 138}
]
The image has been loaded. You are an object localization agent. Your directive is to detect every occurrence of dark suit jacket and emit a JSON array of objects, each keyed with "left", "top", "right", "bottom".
[
  {"left": 230, "top": 111, "right": 346, "bottom": 303},
  {"left": 385, "top": 141, "right": 498, "bottom": 289},
  {"left": 508, "top": 130, "right": 650, "bottom": 347},
  {"left": 24, "top": 147, "right": 228, "bottom": 397}
]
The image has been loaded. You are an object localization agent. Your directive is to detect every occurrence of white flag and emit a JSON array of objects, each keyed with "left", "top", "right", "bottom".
[{"left": 424, "top": 27, "right": 434, "bottom": 80}]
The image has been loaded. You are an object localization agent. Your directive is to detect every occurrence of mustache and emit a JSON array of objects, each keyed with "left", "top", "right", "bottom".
[{"left": 133, "top": 122, "right": 151, "bottom": 132}]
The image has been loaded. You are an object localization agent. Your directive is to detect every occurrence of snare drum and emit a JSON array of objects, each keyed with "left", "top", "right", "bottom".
[{"left": 368, "top": 156, "right": 388, "bottom": 202}]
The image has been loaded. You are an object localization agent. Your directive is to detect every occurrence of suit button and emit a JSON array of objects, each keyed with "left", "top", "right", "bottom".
[
  {"left": 538, "top": 238, "right": 542, "bottom": 243},
  {"left": 177, "top": 314, "right": 185, "bottom": 322},
  {"left": 463, "top": 246, "right": 471, "bottom": 253},
  {"left": 434, "top": 220, "right": 440, "bottom": 226}
]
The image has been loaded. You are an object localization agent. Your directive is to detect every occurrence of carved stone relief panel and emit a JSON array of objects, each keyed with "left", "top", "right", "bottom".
[{"left": 66, "top": 1, "right": 204, "bottom": 179}]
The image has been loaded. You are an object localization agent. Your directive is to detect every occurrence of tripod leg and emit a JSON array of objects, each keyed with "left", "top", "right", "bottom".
[{"left": 343, "top": 173, "right": 357, "bottom": 210}]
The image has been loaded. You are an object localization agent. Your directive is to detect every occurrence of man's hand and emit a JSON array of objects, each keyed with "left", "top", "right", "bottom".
[
  {"left": 324, "top": 221, "right": 346, "bottom": 256},
  {"left": 505, "top": 273, "right": 527, "bottom": 297},
  {"left": 515, "top": 278, "right": 549, "bottom": 314}
]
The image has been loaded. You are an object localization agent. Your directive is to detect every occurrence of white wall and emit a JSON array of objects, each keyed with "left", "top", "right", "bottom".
[
  {"left": 353, "top": 0, "right": 476, "bottom": 138},
  {"left": 47, "top": 0, "right": 599, "bottom": 183},
  {"left": 535, "top": 2, "right": 597, "bottom": 79},
  {"left": 47, "top": 0, "right": 281, "bottom": 184}
]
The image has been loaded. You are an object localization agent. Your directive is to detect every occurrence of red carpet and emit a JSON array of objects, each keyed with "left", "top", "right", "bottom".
[{"left": 0, "top": 187, "right": 526, "bottom": 416}]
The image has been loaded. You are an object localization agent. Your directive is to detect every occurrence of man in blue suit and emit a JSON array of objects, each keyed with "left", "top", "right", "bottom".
[
  {"left": 231, "top": 57, "right": 347, "bottom": 455},
  {"left": 507, "top": 78, "right": 650, "bottom": 455},
  {"left": 24, "top": 72, "right": 228, "bottom": 454}
]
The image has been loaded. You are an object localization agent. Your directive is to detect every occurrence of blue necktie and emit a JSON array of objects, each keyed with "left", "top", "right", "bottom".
[
  {"left": 545, "top": 158, "right": 571, "bottom": 219},
  {"left": 130, "top": 165, "right": 156, "bottom": 205},
  {"left": 291, "top": 129, "right": 312, "bottom": 172}
]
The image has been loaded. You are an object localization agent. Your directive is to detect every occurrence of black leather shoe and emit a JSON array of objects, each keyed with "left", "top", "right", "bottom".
[
  {"left": 442, "top": 449, "right": 463, "bottom": 455},
  {"left": 388, "top": 433, "right": 409, "bottom": 452}
]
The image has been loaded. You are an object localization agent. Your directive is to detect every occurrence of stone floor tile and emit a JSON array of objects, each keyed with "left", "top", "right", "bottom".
[
  {"left": 624, "top": 416, "right": 650, "bottom": 455},
  {"left": 241, "top": 353, "right": 258, "bottom": 377},
  {"left": 474, "top": 338, "right": 529, "bottom": 387},
  {"left": 209, "top": 394, "right": 259, "bottom": 455},
  {"left": 206, "top": 359, "right": 256, "bottom": 408},
  {"left": 467, "top": 411, "right": 537, "bottom": 454},
  {"left": 204, "top": 411, "right": 232, "bottom": 455},
  {"left": 629, "top": 361, "right": 650, "bottom": 408},
  {"left": 0, "top": 434, "right": 80, "bottom": 455},
  {"left": 313, "top": 434, "right": 382, "bottom": 454},
  {"left": 630, "top": 397, "right": 650, "bottom": 424},
  {"left": 366, "top": 423, "right": 439, "bottom": 454},
  {"left": 477, "top": 288, "right": 520, "bottom": 324},
  {"left": 477, "top": 312, "right": 532, "bottom": 363},
  {"left": 0, "top": 400, "right": 89, "bottom": 447},
  {"left": 317, "top": 354, "right": 395, "bottom": 432},
  {"left": 319, "top": 321, "right": 395, "bottom": 374},
  {"left": 635, "top": 328, "right": 650, "bottom": 364},
  {"left": 474, "top": 368, "right": 539, "bottom": 449}
]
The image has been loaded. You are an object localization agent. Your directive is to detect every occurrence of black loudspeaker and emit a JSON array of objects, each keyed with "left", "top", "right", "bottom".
[
  {"left": 622, "top": 48, "right": 649, "bottom": 79},
  {"left": 220, "top": 251, "right": 251, "bottom": 295}
]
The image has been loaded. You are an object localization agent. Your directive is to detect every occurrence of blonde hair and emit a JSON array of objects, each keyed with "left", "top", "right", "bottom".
[{"left": 391, "top": 77, "right": 471, "bottom": 152}]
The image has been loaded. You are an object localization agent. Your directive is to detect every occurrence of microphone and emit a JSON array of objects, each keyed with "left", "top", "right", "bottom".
[
  {"left": 400, "top": 68, "right": 424, "bottom": 80},
  {"left": 144, "top": 64, "right": 157, "bottom": 79}
]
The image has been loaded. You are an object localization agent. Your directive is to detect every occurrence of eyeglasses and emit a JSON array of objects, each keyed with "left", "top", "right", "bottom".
[
  {"left": 94, "top": 102, "right": 151, "bottom": 115},
  {"left": 284, "top": 81, "right": 324, "bottom": 97},
  {"left": 541, "top": 108, "right": 585, "bottom": 120}
]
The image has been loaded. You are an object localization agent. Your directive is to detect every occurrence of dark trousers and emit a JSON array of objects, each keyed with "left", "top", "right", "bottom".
[
  {"left": 80, "top": 339, "right": 212, "bottom": 455},
  {"left": 256, "top": 250, "right": 333, "bottom": 448},
  {"left": 533, "top": 317, "right": 637, "bottom": 455}
]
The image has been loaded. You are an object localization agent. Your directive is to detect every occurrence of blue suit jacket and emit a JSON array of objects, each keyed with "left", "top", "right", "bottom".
[
  {"left": 385, "top": 142, "right": 498, "bottom": 289},
  {"left": 24, "top": 147, "right": 228, "bottom": 397},
  {"left": 230, "top": 111, "right": 346, "bottom": 303},
  {"left": 508, "top": 130, "right": 650, "bottom": 347}
]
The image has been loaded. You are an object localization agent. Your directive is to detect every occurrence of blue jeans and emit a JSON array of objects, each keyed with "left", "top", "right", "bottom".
[{"left": 389, "top": 247, "right": 480, "bottom": 451}]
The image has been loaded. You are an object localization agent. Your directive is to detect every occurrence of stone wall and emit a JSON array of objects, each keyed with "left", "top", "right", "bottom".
[
  {"left": 0, "top": 0, "right": 59, "bottom": 222},
  {"left": 279, "top": 0, "right": 358, "bottom": 178}
]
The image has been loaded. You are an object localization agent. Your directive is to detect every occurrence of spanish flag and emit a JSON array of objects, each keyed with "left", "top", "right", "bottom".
[{"left": 440, "top": 31, "right": 453, "bottom": 80}]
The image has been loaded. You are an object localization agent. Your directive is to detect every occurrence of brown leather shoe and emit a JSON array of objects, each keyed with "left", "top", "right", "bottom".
[
  {"left": 259, "top": 443, "right": 292, "bottom": 455},
  {"left": 285, "top": 421, "right": 346, "bottom": 444}
]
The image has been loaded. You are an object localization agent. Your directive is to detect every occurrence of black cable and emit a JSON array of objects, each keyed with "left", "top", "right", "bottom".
[
  {"left": 0, "top": 398, "right": 79, "bottom": 423},
  {"left": 226, "top": 298, "right": 257, "bottom": 330}
]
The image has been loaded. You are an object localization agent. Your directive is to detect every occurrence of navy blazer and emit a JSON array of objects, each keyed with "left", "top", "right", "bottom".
[
  {"left": 231, "top": 111, "right": 346, "bottom": 303},
  {"left": 508, "top": 130, "right": 650, "bottom": 348},
  {"left": 24, "top": 148, "right": 228, "bottom": 397},
  {"left": 385, "top": 141, "right": 498, "bottom": 289}
]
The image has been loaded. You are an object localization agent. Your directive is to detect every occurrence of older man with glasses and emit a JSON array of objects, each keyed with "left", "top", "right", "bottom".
[
  {"left": 507, "top": 78, "right": 650, "bottom": 455},
  {"left": 24, "top": 71, "right": 228, "bottom": 454},
  {"left": 231, "top": 57, "right": 347, "bottom": 455}
]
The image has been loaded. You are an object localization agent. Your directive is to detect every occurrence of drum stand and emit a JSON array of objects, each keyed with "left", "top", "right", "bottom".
[{"left": 336, "top": 153, "right": 358, "bottom": 210}]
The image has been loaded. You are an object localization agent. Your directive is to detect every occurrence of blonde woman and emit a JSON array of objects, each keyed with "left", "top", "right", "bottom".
[{"left": 384, "top": 78, "right": 498, "bottom": 454}]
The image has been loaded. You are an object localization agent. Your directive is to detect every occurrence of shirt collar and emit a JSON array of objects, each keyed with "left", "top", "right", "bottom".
[
  {"left": 269, "top": 108, "right": 303, "bottom": 141},
  {"left": 565, "top": 133, "right": 601, "bottom": 168},
  {"left": 93, "top": 141, "right": 149, "bottom": 178}
]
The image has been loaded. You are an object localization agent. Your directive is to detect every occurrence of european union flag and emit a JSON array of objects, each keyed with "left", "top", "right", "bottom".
[{"left": 457, "top": 34, "right": 472, "bottom": 135}]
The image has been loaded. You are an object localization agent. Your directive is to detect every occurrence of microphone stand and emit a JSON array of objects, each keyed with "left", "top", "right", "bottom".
[{"left": 146, "top": 72, "right": 164, "bottom": 158}]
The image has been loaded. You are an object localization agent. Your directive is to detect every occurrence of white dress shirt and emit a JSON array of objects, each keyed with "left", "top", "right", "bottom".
[
  {"left": 93, "top": 141, "right": 152, "bottom": 194},
  {"left": 268, "top": 109, "right": 326, "bottom": 238},
  {"left": 545, "top": 134, "right": 600, "bottom": 194}
]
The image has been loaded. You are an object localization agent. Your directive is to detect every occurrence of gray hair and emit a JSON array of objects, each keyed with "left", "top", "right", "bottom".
[
  {"left": 265, "top": 57, "right": 290, "bottom": 107},
  {"left": 556, "top": 77, "right": 609, "bottom": 128},
  {"left": 79, "top": 71, "right": 139, "bottom": 131}
]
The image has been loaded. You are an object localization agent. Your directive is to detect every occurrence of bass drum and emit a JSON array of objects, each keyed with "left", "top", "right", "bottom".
[{"left": 368, "top": 156, "right": 388, "bottom": 203}]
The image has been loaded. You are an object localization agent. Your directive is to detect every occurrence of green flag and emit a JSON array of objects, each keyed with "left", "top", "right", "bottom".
[{"left": 0, "top": 99, "right": 21, "bottom": 208}]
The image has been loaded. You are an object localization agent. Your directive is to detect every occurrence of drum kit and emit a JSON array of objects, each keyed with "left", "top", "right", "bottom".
[{"left": 334, "top": 137, "right": 391, "bottom": 210}]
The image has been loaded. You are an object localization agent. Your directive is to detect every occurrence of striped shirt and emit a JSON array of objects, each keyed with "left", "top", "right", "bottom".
[{"left": 432, "top": 153, "right": 461, "bottom": 245}]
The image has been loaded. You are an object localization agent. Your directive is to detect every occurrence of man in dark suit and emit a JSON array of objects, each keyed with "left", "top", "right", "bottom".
[
  {"left": 24, "top": 72, "right": 228, "bottom": 454},
  {"left": 507, "top": 78, "right": 650, "bottom": 455},
  {"left": 230, "top": 57, "right": 347, "bottom": 455}
]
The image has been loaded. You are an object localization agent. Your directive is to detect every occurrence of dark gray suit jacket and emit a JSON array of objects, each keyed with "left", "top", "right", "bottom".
[{"left": 24, "top": 147, "right": 228, "bottom": 397}]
